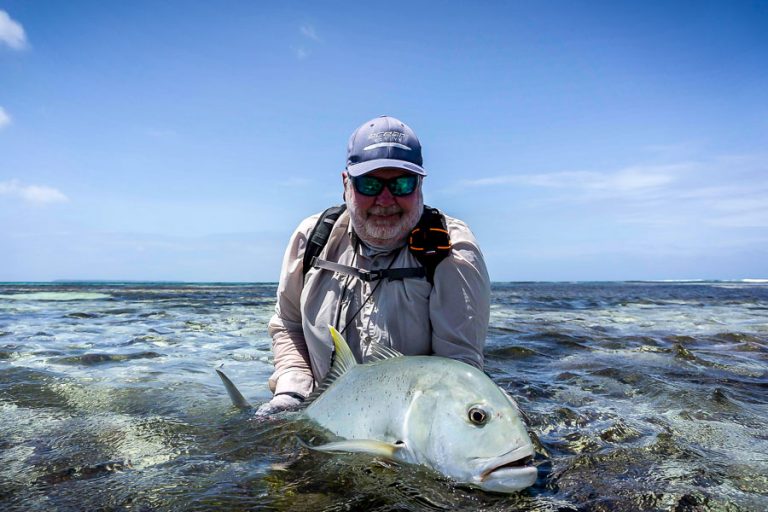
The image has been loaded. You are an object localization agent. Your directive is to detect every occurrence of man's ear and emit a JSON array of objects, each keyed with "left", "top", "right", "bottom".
[{"left": 341, "top": 172, "right": 349, "bottom": 201}]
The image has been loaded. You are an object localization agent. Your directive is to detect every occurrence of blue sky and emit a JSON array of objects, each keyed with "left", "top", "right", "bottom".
[{"left": 1, "top": 1, "right": 767, "bottom": 282}]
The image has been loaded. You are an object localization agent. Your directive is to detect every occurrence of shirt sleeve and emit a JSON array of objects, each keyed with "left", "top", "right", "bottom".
[
  {"left": 428, "top": 218, "right": 491, "bottom": 369},
  {"left": 266, "top": 215, "right": 320, "bottom": 398}
]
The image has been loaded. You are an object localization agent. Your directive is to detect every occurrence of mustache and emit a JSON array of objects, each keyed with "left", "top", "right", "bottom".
[{"left": 367, "top": 205, "right": 403, "bottom": 216}]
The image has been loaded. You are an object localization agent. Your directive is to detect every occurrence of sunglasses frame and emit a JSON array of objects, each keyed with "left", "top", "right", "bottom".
[{"left": 351, "top": 174, "right": 420, "bottom": 197}]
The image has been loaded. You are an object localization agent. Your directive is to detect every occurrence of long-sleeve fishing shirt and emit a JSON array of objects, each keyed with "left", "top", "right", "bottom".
[{"left": 266, "top": 208, "right": 491, "bottom": 399}]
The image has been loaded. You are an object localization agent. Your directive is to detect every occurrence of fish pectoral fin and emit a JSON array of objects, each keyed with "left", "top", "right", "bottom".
[{"left": 297, "top": 436, "right": 401, "bottom": 458}]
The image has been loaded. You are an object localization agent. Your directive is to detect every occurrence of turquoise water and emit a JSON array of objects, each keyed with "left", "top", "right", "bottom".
[{"left": 1, "top": 281, "right": 767, "bottom": 510}]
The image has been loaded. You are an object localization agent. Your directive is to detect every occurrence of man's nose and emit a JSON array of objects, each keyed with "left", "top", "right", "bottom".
[{"left": 374, "top": 185, "right": 396, "bottom": 206}]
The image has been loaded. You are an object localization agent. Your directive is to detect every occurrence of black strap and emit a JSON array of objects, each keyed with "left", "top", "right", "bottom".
[
  {"left": 302, "top": 204, "right": 346, "bottom": 276},
  {"left": 274, "top": 391, "right": 305, "bottom": 402},
  {"left": 311, "top": 256, "right": 425, "bottom": 282}
]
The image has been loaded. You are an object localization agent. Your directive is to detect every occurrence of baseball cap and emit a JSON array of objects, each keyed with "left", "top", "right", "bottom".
[{"left": 345, "top": 115, "right": 426, "bottom": 177}]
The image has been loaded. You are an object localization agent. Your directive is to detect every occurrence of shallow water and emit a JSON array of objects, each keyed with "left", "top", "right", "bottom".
[{"left": 1, "top": 281, "right": 767, "bottom": 511}]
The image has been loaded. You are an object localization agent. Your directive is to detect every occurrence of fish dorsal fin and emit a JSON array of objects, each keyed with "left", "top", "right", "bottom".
[
  {"left": 329, "top": 325, "right": 357, "bottom": 373},
  {"left": 303, "top": 326, "right": 358, "bottom": 406},
  {"left": 365, "top": 341, "right": 404, "bottom": 362}
]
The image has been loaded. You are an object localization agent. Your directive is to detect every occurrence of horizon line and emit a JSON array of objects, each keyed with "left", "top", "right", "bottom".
[{"left": 1, "top": 278, "right": 766, "bottom": 285}]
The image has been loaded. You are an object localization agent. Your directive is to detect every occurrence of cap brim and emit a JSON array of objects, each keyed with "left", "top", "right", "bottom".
[{"left": 346, "top": 159, "right": 427, "bottom": 177}]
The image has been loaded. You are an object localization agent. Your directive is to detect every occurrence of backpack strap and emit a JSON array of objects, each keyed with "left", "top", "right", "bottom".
[
  {"left": 311, "top": 256, "right": 425, "bottom": 282},
  {"left": 408, "top": 206, "right": 452, "bottom": 284},
  {"left": 302, "top": 204, "right": 347, "bottom": 276}
]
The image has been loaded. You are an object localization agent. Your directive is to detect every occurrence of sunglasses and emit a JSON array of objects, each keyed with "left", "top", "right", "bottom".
[{"left": 352, "top": 174, "right": 420, "bottom": 197}]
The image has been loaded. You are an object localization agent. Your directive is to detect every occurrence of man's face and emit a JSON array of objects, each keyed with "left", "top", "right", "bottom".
[{"left": 344, "top": 168, "right": 423, "bottom": 250}]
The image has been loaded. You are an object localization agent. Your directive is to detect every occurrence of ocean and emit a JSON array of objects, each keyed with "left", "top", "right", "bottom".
[{"left": 1, "top": 281, "right": 767, "bottom": 511}]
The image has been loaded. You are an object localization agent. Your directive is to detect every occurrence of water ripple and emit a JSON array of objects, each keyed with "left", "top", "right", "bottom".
[{"left": 1, "top": 282, "right": 767, "bottom": 510}]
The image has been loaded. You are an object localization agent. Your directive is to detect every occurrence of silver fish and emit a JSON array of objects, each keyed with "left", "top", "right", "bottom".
[{"left": 218, "top": 326, "right": 537, "bottom": 493}]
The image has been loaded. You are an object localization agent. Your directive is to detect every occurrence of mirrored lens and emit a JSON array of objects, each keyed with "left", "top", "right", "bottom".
[
  {"left": 389, "top": 175, "right": 418, "bottom": 196},
  {"left": 353, "top": 176, "right": 384, "bottom": 196}
]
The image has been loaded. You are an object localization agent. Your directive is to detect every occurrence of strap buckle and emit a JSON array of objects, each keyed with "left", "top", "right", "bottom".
[{"left": 358, "top": 269, "right": 383, "bottom": 282}]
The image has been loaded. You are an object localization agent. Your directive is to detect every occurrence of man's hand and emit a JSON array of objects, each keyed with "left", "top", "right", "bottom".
[{"left": 255, "top": 393, "right": 303, "bottom": 416}]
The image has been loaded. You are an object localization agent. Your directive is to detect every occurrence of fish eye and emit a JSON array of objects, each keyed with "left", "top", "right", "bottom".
[{"left": 468, "top": 406, "right": 488, "bottom": 425}]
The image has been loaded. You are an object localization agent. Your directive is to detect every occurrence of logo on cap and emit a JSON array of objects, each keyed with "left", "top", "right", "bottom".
[{"left": 363, "top": 131, "right": 412, "bottom": 151}]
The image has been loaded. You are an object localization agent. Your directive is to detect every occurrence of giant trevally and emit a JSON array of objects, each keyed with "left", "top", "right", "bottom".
[{"left": 217, "top": 326, "right": 537, "bottom": 493}]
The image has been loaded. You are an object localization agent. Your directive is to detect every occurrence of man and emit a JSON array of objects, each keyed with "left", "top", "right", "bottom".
[{"left": 260, "top": 115, "right": 490, "bottom": 414}]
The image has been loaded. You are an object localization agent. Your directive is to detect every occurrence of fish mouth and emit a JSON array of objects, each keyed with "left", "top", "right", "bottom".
[{"left": 477, "top": 444, "right": 536, "bottom": 483}]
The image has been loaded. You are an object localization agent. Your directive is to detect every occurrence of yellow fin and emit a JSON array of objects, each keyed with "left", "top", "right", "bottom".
[
  {"left": 298, "top": 437, "right": 400, "bottom": 458},
  {"left": 328, "top": 325, "right": 357, "bottom": 373}
]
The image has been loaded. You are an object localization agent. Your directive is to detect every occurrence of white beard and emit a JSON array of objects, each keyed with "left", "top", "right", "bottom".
[{"left": 345, "top": 181, "right": 423, "bottom": 251}]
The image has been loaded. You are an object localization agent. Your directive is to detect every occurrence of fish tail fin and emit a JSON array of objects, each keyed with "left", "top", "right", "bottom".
[{"left": 216, "top": 368, "right": 252, "bottom": 409}]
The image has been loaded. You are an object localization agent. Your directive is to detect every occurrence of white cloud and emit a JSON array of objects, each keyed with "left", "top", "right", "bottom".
[
  {"left": 598, "top": 165, "right": 680, "bottom": 191},
  {"left": 0, "top": 10, "right": 26, "bottom": 50},
  {"left": 709, "top": 211, "right": 768, "bottom": 228},
  {"left": 462, "top": 163, "right": 689, "bottom": 193},
  {"left": 706, "top": 192, "right": 768, "bottom": 227},
  {"left": 300, "top": 24, "right": 321, "bottom": 42},
  {"left": 0, "top": 106, "right": 10, "bottom": 128},
  {"left": 293, "top": 46, "right": 309, "bottom": 60},
  {"left": 292, "top": 24, "right": 321, "bottom": 59},
  {"left": 453, "top": 153, "right": 768, "bottom": 234},
  {"left": 0, "top": 180, "right": 69, "bottom": 205}
]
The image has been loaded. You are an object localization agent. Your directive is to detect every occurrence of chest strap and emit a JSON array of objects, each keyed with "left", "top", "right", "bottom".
[{"left": 310, "top": 256, "right": 425, "bottom": 282}]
